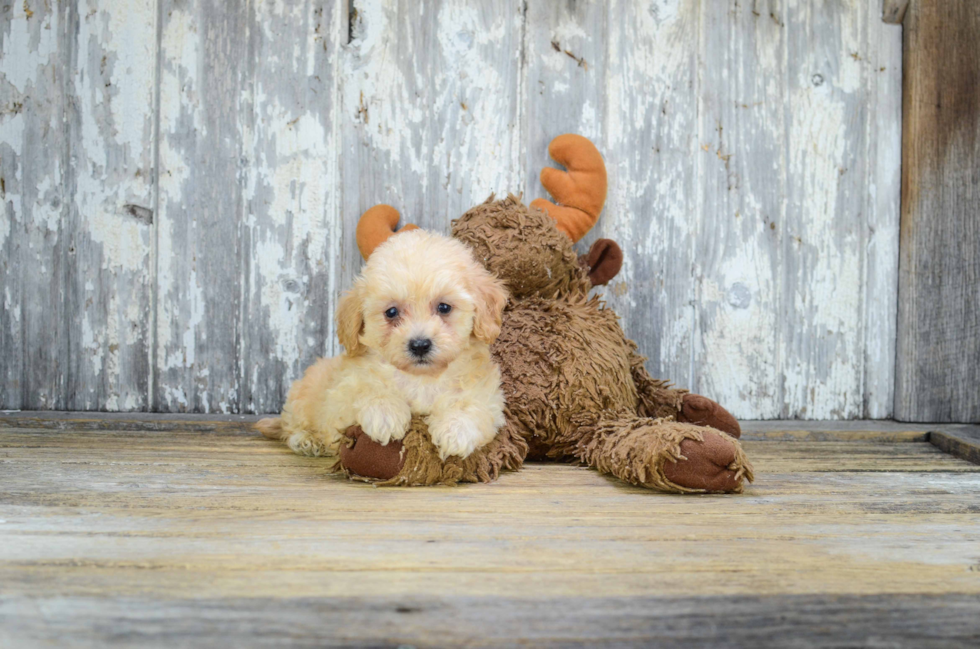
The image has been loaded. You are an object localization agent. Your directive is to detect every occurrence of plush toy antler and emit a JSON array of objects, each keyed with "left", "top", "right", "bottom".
[
  {"left": 530, "top": 134, "right": 621, "bottom": 286},
  {"left": 530, "top": 134, "right": 608, "bottom": 242},
  {"left": 355, "top": 204, "right": 418, "bottom": 259}
]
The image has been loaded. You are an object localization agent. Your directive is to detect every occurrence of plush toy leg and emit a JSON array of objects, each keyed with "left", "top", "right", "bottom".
[
  {"left": 338, "top": 426, "right": 405, "bottom": 480},
  {"left": 676, "top": 394, "right": 741, "bottom": 439},
  {"left": 628, "top": 347, "right": 741, "bottom": 439},
  {"left": 570, "top": 412, "right": 753, "bottom": 494}
]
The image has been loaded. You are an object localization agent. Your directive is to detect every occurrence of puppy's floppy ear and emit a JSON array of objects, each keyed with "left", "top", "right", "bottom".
[
  {"left": 469, "top": 265, "right": 509, "bottom": 345},
  {"left": 336, "top": 283, "right": 366, "bottom": 356}
]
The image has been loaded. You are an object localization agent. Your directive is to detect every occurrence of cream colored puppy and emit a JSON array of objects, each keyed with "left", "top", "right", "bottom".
[{"left": 257, "top": 229, "right": 508, "bottom": 461}]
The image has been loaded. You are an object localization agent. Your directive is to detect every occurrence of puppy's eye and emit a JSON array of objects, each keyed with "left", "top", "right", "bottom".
[
  {"left": 384, "top": 307, "right": 399, "bottom": 320},
  {"left": 437, "top": 303, "right": 452, "bottom": 315}
]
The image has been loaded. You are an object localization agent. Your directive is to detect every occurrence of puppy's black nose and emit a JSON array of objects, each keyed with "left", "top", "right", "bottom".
[{"left": 408, "top": 338, "right": 432, "bottom": 358}]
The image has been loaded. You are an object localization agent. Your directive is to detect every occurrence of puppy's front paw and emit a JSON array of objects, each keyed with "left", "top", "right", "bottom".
[
  {"left": 286, "top": 430, "right": 338, "bottom": 457},
  {"left": 429, "top": 415, "right": 493, "bottom": 460},
  {"left": 357, "top": 400, "right": 412, "bottom": 446}
]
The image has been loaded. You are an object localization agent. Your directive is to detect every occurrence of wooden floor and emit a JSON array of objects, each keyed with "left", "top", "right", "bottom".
[{"left": 1, "top": 414, "right": 979, "bottom": 648}]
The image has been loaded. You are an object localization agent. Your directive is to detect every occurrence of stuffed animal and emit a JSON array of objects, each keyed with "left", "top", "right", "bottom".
[{"left": 339, "top": 135, "right": 753, "bottom": 493}]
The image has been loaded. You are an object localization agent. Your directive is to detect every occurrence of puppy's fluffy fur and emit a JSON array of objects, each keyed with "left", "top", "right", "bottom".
[{"left": 257, "top": 230, "right": 508, "bottom": 460}]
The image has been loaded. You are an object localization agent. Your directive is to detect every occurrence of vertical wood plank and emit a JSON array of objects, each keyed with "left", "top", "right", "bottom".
[
  {"left": 896, "top": 0, "right": 980, "bottom": 422},
  {"left": 65, "top": 0, "right": 157, "bottom": 411},
  {"left": 523, "top": 0, "right": 604, "bottom": 200},
  {"left": 155, "top": 0, "right": 250, "bottom": 412},
  {"left": 0, "top": 2, "right": 70, "bottom": 409},
  {"left": 340, "top": 0, "right": 526, "bottom": 334},
  {"left": 779, "top": 1, "right": 875, "bottom": 418},
  {"left": 698, "top": 0, "right": 888, "bottom": 419},
  {"left": 696, "top": 0, "right": 785, "bottom": 417},
  {"left": 862, "top": 17, "right": 902, "bottom": 419},
  {"left": 597, "top": 0, "right": 700, "bottom": 386},
  {"left": 241, "top": 0, "right": 343, "bottom": 414},
  {"left": 697, "top": 0, "right": 898, "bottom": 420}
]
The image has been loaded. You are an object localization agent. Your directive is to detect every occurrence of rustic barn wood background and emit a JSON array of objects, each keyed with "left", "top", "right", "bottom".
[{"left": 1, "top": 0, "right": 906, "bottom": 419}]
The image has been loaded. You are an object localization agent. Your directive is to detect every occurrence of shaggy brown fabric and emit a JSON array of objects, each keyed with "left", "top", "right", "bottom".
[
  {"left": 573, "top": 413, "right": 751, "bottom": 493},
  {"left": 455, "top": 194, "right": 590, "bottom": 300}
]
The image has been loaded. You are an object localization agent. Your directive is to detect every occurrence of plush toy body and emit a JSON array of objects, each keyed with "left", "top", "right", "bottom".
[{"left": 340, "top": 136, "right": 753, "bottom": 493}]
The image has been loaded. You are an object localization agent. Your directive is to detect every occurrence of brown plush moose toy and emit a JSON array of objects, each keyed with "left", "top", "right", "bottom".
[{"left": 338, "top": 135, "right": 753, "bottom": 493}]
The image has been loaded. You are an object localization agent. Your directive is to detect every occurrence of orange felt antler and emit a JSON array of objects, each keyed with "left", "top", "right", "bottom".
[
  {"left": 530, "top": 134, "right": 607, "bottom": 242},
  {"left": 355, "top": 205, "right": 419, "bottom": 259}
]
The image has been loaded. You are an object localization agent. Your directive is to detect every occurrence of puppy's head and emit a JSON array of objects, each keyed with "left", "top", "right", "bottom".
[{"left": 337, "top": 229, "right": 508, "bottom": 375}]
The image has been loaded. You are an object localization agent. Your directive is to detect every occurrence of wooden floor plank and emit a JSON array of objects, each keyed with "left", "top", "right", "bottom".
[
  {"left": 1, "top": 416, "right": 979, "bottom": 646},
  {"left": 1, "top": 594, "right": 977, "bottom": 649},
  {"left": 930, "top": 425, "right": 980, "bottom": 466}
]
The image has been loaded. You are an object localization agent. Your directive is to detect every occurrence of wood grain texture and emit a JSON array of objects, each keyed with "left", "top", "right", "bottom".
[
  {"left": 154, "top": 0, "right": 250, "bottom": 412},
  {"left": 779, "top": 1, "right": 870, "bottom": 419},
  {"left": 896, "top": 0, "right": 980, "bottom": 422},
  {"left": 699, "top": 2, "right": 902, "bottom": 419},
  {"left": 601, "top": 0, "right": 699, "bottom": 390},
  {"left": 1, "top": 416, "right": 979, "bottom": 646},
  {"left": 66, "top": 0, "right": 157, "bottom": 411},
  {"left": 3, "top": 594, "right": 978, "bottom": 648},
  {"left": 0, "top": 2, "right": 71, "bottom": 409},
  {"left": 3, "top": 411, "right": 967, "bottom": 445},
  {"left": 864, "top": 18, "right": 903, "bottom": 418},
  {"left": 930, "top": 426, "right": 980, "bottom": 466},
  {"left": 239, "top": 0, "right": 344, "bottom": 414},
  {"left": 696, "top": 0, "right": 784, "bottom": 417}
]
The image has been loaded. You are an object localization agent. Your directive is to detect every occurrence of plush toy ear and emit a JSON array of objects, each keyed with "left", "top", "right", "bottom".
[
  {"left": 470, "top": 267, "right": 509, "bottom": 345},
  {"left": 336, "top": 283, "right": 366, "bottom": 356},
  {"left": 583, "top": 238, "right": 623, "bottom": 286}
]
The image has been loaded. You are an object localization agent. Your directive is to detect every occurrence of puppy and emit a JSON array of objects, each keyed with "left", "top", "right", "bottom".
[{"left": 257, "top": 229, "right": 508, "bottom": 461}]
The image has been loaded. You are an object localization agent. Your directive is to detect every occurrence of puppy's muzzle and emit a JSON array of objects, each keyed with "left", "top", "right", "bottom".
[{"left": 408, "top": 337, "right": 433, "bottom": 360}]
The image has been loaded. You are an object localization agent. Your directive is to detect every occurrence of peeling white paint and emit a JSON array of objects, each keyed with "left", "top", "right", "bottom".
[
  {"left": 343, "top": 0, "right": 522, "bottom": 218},
  {"left": 1, "top": 4, "right": 59, "bottom": 93},
  {"left": 159, "top": 7, "right": 203, "bottom": 135},
  {"left": 86, "top": 210, "right": 149, "bottom": 270},
  {"left": 0, "top": 198, "right": 10, "bottom": 249},
  {"left": 0, "top": 111, "right": 26, "bottom": 159},
  {"left": 3, "top": 288, "right": 20, "bottom": 324}
]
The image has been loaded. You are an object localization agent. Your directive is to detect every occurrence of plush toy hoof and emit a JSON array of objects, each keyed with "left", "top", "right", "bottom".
[
  {"left": 677, "top": 393, "right": 741, "bottom": 439},
  {"left": 338, "top": 426, "right": 405, "bottom": 480},
  {"left": 662, "top": 431, "right": 745, "bottom": 493}
]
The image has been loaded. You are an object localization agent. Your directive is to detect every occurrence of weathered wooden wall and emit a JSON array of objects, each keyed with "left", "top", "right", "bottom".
[
  {"left": 895, "top": 0, "right": 980, "bottom": 422},
  {"left": 1, "top": 0, "right": 903, "bottom": 419}
]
